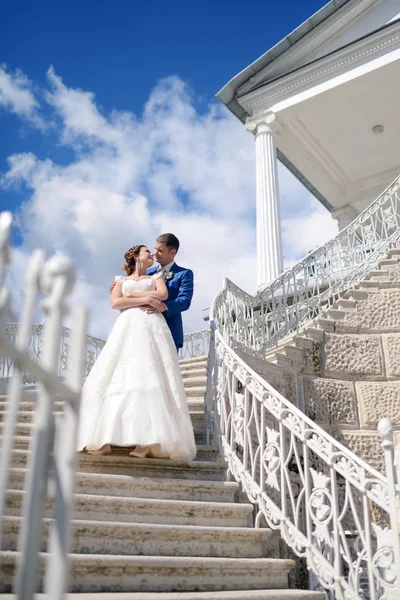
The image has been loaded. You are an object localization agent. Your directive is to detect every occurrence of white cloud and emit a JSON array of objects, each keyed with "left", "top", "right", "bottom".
[
  {"left": 2, "top": 68, "right": 337, "bottom": 340},
  {"left": 0, "top": 65, "right": 43, "bottom": 127},
  {"left": 282, "top": 201, "right": 338, "bottom": 265}
]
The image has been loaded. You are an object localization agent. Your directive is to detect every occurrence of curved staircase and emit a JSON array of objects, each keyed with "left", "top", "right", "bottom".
[
  {"left": 1, "top": 176, "right": 400, "bottom": 599},
  {"left": 237, "top": 248, "right": 400, "bottom": 473},
  {"left": 0, "top": 355, "right": 322, "bottom": 599}
]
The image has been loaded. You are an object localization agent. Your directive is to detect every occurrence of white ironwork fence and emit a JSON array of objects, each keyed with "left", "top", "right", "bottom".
[
  {"left": 205, "top": 323, "right": 400, "bottom": 600},
  {"left": 1, "top": 326, "right": 209, "bottom": 390},
  {"left": 213, "top": 174, "right": 400, "bottom": 355},
  {"left": 0, "top": 212, "right": 88, "bottom": 598},
  {"left": 178, "top": 329, "right": 210, "bottom": 359},
  {"left": 0, "top": 323, "right": 105, "bottom": 389}
]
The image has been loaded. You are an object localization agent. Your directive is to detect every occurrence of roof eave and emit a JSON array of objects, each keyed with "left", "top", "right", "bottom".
[{"left": 216, "top": 0, "right": 351, "bottom": 119}]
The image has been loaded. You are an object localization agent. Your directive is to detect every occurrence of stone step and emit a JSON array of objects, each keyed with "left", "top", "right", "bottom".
[
  {"left": 387, "top": 248, "right": 400, "bottom": 260},
  {"left": 377, "top": 257, "right": 400, "bottom": 268},
  {"left": 0, "top": 551, "right": 294, "bottom": 593},
  {"left": 364, "top": 269, "right": 389, "bottom": 280},
  {"left": 0, "top": 422, "right": 36, "bottom": 436},
  {"left": 358, "top": 279, "right": 380, "bottom": 290},
  {"left": 0, "top": 411, "right": 35, "bottom": 424},
  {"left": 0, "top": 401, "right": 64, "bottom": 413},
  {"left": 0, "top": 437, "right": 217, "bottom": 461},
  {"left": 5, "top": 489, "right": 253, "bottom": 527},
  {"left": 283, "top": 346, "right": 303, "bottom": 361},
  {"left": 0, "top": 409, "right": 205, "bottom": 427},
  {"left": 185, "top": 386, "right": 206, "bottom": 397},
  {"left": 0, "top": 421, "right": 207, "bottom": 443},
  {"left": 326, "top": 308, "right": 346, "bottom": 321},
  {"left": 346, "top": 289, "right": 368, "bottom": 301},
  {"left": 7, "top": 468, "right": 239, "bottom": 502},
  {"left": 294, "top": 336, "right": 314, "bottom": 351},
  {"left": 77, "top": 453, "right": 227, "bottom": 481},
  {"left": 0, "top": 592, "right": 324, "bottom": 600},
  {"left": 6, "top": 449, "right": 226, "bottom": 480},
  {"left": 316, "top": 318, "right": 335, "bottom": 332},
  {"left": 274, "top": 353, "right": 292, "bottom": 369},
  {"left": 183, "top": 376, "right": 207, "bottom": 388},
  {"left": 180, "top": 365, "right": 207, "bottom": 375},
  {"left": 186, "top": 397, "right": 205, "bottom": 411},
  {"left": 304, "top": 327, "right": 324, "bottom": 342},
  {"left": 0, "top": 397, "right": 204, "bottom": 412},
  {"left": 3, "top": 516, "right": 274, "bottom": 558},
  {"left": 181, "top": 368, "right": 207, "bottom": 379},
  {"left": 179, "top": 356, "right": 208, "bottom": 366},
  {"left": 336, "top": 298, "right": 357, "bottom": 310}
]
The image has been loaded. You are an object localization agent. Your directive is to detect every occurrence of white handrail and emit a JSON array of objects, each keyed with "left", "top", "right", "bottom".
[
  {"left": 213, "top": 174, "right": 400, "bottom": 354},
  {"left": 0, "top": 212, "right": 88, "bottom": 598},
  {"left": 205, "top": 320, "right": 400, "bottom": 599}
]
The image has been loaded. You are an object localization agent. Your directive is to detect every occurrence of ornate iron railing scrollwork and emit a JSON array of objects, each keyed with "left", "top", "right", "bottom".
[
  {"left": 205, "top": 319, "right": 400, "bottom": 600},
  {"left": 213, "top": 174, "right": 400, "bottom": 355},
  {"left": 0, "top": 323, "right": 105, "bottom": 386},
  {"left": 1, "top": 325, "right": 209, "bottom": 388},
  {"left": 178, "top": 329, "right": 210, "bottom": 359}
]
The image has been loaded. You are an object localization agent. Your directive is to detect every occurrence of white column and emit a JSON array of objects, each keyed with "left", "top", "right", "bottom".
[{"left": 246, "top": 113, "right": 283, "bottom": 288}]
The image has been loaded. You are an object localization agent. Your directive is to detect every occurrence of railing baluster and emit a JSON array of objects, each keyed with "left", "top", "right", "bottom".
[
  {"left": 16, "top": 260, "right": 74, "bottom": 599},
  {"left": 0, "top": 250, "right": 43, "bottom": 550},
  {"left": 378, "top": 418, "right": 400, "bottom": 598},
  {"left": 206, "top": 325, "right": 400, "bottom": 600},
  {"left": 45, "top": 306, "right": 87, "bottom": 599}
]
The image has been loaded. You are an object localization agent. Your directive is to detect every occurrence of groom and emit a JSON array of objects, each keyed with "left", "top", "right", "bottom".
[
  {"left": 147, "top": 233, "right": 194, "bottom": 351},
  {"left": 111, "top": 233, "right": 194, "bottom": 351}
]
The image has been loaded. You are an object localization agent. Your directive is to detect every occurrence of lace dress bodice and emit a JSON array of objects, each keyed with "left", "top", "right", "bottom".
[{"left": 119, "top": 276, "right": 157, "bottom": 296}]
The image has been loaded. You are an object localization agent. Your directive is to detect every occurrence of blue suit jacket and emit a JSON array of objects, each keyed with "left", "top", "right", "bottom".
[{"left": 147, "top": 263, "right": 194, "bottom": 348}]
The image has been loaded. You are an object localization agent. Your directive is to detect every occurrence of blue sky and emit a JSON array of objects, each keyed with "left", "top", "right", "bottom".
[{"left": 0, "top": 0, "right": 337, "bottom": 336}]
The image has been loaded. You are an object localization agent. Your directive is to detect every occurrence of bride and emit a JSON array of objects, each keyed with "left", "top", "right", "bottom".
[{"left": 76, "top": 244, "right": 197, "bottom": 461}]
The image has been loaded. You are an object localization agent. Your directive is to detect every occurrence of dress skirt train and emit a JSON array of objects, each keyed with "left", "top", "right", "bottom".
[{"left": 76, "top": 307, "right": 197, "bottom": 461}]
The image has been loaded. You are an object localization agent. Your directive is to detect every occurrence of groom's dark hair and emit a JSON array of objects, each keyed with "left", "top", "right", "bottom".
[{"left": 157, "top": 233, "right": 180, "bottom": 252}]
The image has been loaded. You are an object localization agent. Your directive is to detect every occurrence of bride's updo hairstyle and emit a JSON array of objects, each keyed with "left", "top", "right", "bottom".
[{"left": 122, "top": 245, "right": 145, "bottom": 276}]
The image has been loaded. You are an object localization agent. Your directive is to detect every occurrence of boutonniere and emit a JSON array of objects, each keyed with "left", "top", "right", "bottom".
[{"left": 165, "top": 271, "right": 174, "bottom": 281}]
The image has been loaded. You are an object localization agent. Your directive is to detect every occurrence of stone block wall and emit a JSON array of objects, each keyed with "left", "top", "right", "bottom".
[{"left": 240, "top": 258, "right": 400, "bottom": 473}]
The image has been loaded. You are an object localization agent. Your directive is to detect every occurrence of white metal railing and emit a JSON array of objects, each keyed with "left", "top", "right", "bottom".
[
  {"left": 0, "top": 212, "right": 88, "bottom": 598},
  {"left": 205, "top": 322, "right": 400, "bottom": 600},
  {"left": 1, "top": 326, "right": 209, "bottom": 388},
  {"left": 178, "top": 329, "right": 210, "bottom": 359},
  {"left": 0, "top": 323, "right": 105, "bottom": 387},
  {"left": 213, "top": 174, "right": 400, "bottom": 355}
]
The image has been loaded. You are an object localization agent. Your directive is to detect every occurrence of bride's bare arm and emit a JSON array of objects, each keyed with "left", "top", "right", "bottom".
[
  {"left": 110, "top": 281, "right": 166, "bottom": 311},
  {"left": 124, "top": 277, "right": 168, "bottom": 301}
]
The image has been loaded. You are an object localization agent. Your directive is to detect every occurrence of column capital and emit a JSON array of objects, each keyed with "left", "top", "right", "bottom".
[
  {"left": 331, "top": 204, "right": 358, "bottom": 230},
  {"left": 245, "top": 112, "right": 277, "bottom": 135}
]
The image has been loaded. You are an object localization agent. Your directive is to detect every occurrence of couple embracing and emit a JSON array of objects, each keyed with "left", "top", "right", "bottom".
[{"left": 77, "top": 233, "right": 197, "bottom": 462}]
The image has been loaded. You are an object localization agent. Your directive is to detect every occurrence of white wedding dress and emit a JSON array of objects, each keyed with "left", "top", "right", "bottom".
[{"left": 77, "top": 275, "right": 197, "bottom": 461}]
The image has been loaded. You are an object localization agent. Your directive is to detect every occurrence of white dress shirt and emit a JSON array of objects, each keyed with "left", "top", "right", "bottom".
[{"left": 157, "top": 261, "right": 175, "bottom": 274}]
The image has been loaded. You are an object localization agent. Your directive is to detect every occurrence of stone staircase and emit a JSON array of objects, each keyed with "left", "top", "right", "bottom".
[
  {"left": 0, "top": 355, "right": 323, "bottom": 599},
  {"left": 239, "top": 248, "right": 400, "bottom": 473}
]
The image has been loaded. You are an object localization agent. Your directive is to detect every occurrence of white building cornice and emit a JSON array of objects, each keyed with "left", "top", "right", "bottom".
[
  {"left": 237, "top": 19, "right": 400, "bottom": 115},
  {"left": 237, "top": 0, "right": 377, "bottom": 97}
]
